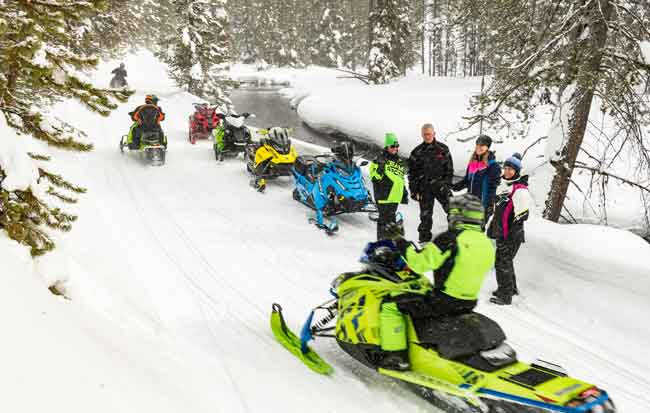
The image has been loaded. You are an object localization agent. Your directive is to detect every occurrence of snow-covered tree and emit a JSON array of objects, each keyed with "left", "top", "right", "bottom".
[
  {"left": 158, "top": 0, "right": 232, "bottom": 105},
  {"left": 462, "top": 0, "right": 650, "bottom": 223},
  {"left": 367, "top": 0, "right": 413, "bottom": 84},
  {"left": 310, "top": 3, "right": 349, "bottom": 67},
  {"left": 0, "top": 1, "right": 131, "bottom": 255}
]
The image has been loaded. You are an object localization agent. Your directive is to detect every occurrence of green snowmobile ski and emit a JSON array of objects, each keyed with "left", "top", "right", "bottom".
[{"left": 270, "top": 241, "right": 616, "bottom": 413}]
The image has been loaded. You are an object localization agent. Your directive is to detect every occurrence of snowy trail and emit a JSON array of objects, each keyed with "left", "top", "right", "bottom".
[{"left": 31, "top": 52, "right": 649, "bottom": 412}]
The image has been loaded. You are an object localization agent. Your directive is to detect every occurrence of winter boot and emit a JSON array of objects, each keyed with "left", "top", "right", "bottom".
[
  {"left": 379, "top": 350, "right": 410, "bottom": 371},
  {"left": 489, "top": 295, "right": 512, "bottom": 305}
]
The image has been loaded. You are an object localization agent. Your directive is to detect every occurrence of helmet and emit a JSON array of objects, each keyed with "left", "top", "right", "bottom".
[
  {"left": 268, "top": 127, "right": 290, "bottom": 152},
  {"left": 119, "top": 63, "right": 125, "bottom": 68},
  {"left": 447, "top": 194, "right": 485, "bottom": 229},
  {"left": 360, "top": 240, "right": 406, "bottom": 277},
  {"left": 145, "top": 94, "right": 159, "bottom": 105},
  {"left": 331, "top": 141, "right": 354, "bottom": 166}
]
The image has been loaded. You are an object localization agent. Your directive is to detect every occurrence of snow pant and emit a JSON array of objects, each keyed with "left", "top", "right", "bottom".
[
  {"left": 379, "top": 302, "right": 407, "bottom": 352},
  {"left": 376, "top": 202, "right": 398, "bottom": 241},
  {"left": 417, "top": 188, "right": 451, "bottom": 243},
  {"left": 394, "top": 290, "right": 477, "bottom": 319},
  {"left": 494, "top": 238, "right": 522, "bottom": 300}
]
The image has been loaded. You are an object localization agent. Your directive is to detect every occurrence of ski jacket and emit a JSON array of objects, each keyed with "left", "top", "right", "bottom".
[
  {"left": 111, "top": 67, "right": 127, "bottom": 80},
  {"left": 130, "top": 104, "right": 165, "bottom": 129},
  {"left": 407, "top": 140, "right": 454, "bottom": 195},
  {"left": 399, "top": 226, "right": 495, "bottom": 301},
  {"left": 454, "top": 151, "right": 501, "bottom": 209},
  {"left": 487, "top": 175, "right": 532, "bottom": 242},
  {"left": 369, "top": 151, "right": 408, "bottom": 204}
]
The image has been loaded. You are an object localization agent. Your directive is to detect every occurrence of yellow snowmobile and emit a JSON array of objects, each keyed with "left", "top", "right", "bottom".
[{"left": 245, "top": 127, "right": 298, "bottom": 192}]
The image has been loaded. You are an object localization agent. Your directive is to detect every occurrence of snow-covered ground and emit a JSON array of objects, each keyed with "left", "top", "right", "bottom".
[{"left": 2, "top": 50, "right": 650, "bottom": 412}]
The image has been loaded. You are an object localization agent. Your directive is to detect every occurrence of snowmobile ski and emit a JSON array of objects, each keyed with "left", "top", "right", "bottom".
[
  {"left": 270, "top": 304, "right": 333, "bottom": 375},
  {"left": 308, "top": 215, "right": 339, "bottom": 235}
]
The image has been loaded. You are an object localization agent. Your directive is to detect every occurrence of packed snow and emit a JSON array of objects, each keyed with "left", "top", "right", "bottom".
[{"left": 2, "top": 50, "right": 650, "bottom": 412}]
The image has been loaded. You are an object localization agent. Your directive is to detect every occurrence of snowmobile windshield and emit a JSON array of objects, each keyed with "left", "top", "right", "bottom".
[
  {"left": 226, "top": 116, "right": 245, "bottom": 128},
  {"left": 270, "top": 138, "right": 291, "bottom": 154},
  {"left": 331, "top": 142, "right": 354, "bottom": 168}
]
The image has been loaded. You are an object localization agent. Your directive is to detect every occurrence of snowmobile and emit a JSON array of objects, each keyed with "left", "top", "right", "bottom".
[
  {"left": 245, "top": 127, "right": 298, "bottom": 193},
  {"left": 119, "top": 131, "right": 167, "bottom": 166},
  {"left": 213, "top": 112, "right": 255, "bottom": 161},
  {"left": 270, "top": 241, "right": 616, "bottom": 413},
  {"left": 292, "top": 142, "right": 376, "bottom": 234},
  {"left": 188, "top": 103, "right": 220, "bottom": 144}
]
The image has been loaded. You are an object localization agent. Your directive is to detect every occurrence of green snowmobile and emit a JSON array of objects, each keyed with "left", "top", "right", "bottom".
[{"left": 270, "top": 241, "right": 616, "bottom": 413}]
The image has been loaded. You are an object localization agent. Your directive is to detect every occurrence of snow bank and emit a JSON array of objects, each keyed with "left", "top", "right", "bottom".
[{"left": 0, "top": 234, "right": 231, "bottom": 413}]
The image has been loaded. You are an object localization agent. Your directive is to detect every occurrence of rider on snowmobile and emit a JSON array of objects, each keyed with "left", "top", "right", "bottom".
[
  {"left": 126, "top": 94, "right": 166, "bottom": 150},
  {"left": 376, "top": 194, "right": 496, "bottom": 370}
]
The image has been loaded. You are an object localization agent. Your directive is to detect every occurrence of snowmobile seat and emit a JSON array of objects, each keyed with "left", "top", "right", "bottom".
[
  {"left": 412, "top": 312, "right": 507, "bottom": 360},
  {"left": 294, "top": 155, "right": 327, "bottom": 182}
]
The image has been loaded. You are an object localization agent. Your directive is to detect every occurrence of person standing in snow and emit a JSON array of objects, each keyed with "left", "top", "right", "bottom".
[
  {"left": 452, "top": 135, "right": 501, "bottom": 221},
  {"left": 110, "top": 63, "right": 128, "bottom": 88},
  {"left": 487, "top": 153, "right": 532, "bottom": 305},
  {"left": 408, "top": 123, "right": 454, "bottom": 243},
  {"left": 370, "top": 133, "right": 408, "bottom": 241}
]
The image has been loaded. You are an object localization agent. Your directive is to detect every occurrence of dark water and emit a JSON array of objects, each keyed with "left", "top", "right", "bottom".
[
  {"left": 230, "top": 86, "right": 383, "bottom": 158},
  {"left": 230, "top": 87, "right": 333, "bottom": 147}
]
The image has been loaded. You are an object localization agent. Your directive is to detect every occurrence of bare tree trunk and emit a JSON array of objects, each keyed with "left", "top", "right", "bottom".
[{"left": 544, "top": 0, "right": 613, "bottom": 222}]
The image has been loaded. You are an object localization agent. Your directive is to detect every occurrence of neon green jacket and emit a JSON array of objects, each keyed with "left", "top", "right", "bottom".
[
  {"left": 369, "top": 152, "right": 407, "bottom": 204},
  {"left": 403, "top": 226, "right": 495, "bottom": 300}
]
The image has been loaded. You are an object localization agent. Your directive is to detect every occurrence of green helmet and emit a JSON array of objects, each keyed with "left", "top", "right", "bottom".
[{"left": 448, "top": 194, "right": 484, "bottom": 229}]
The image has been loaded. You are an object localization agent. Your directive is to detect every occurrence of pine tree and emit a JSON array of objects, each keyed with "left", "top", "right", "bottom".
[
  {"left": 0, "top": 0, "right": 131, "bottom": 256},
  {"left": 158, "top": 0, "right": 233, "bottom": 106},
  {"left": 367, "top": 0, "right": 413, "bottom": 84},
  {"left": 310, "top": 2, "right": 349, "bottom": 67}
]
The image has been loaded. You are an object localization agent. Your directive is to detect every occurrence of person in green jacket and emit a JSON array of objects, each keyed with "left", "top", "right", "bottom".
[
  {"left": 377, "top": 194, "right": 496, "bottom": 370},
  {"left": 370, "top": 133, "right": 408, "bottom": 240}
]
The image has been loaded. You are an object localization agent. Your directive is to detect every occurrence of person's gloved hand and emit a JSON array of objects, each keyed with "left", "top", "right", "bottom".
[{"left": 383, "top": 222, "right": 404, "bottom": 241}]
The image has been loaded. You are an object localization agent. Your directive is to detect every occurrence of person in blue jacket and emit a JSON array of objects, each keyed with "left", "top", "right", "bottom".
[{"left": 453, "top": 135, "right": 501, "bottom": 219}]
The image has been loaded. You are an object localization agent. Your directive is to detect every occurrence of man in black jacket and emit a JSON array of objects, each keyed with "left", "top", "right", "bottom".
[{"left": 408, "top": 124, "right": 454, "bottom": 243}]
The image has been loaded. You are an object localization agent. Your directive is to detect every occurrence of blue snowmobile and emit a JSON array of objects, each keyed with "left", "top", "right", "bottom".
[{"left": 292, "top": 142, "right": 377, "bottom": 234}]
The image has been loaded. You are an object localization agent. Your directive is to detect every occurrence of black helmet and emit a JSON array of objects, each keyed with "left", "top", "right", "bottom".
[
  {"left": 447, "top": 194, "right": 485, "bottom": 229},
  {"left": 360, "top": 240, "right": 406, "bottom": 277},
  {"left": 476, "top": 134, "right": 492, "bottom": 148},
  {"left": 331, "top": 141, "right": 354, "bottom": 166}
]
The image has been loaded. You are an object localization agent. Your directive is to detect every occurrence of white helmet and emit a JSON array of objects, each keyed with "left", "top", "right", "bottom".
[{"left": 268, "top": 127, "right": 290, "bottom": 152}]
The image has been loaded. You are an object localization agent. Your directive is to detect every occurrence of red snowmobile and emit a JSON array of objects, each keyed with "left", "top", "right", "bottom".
[{"left": 188, "top": 103, "right": 221, "bottom": 144}]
